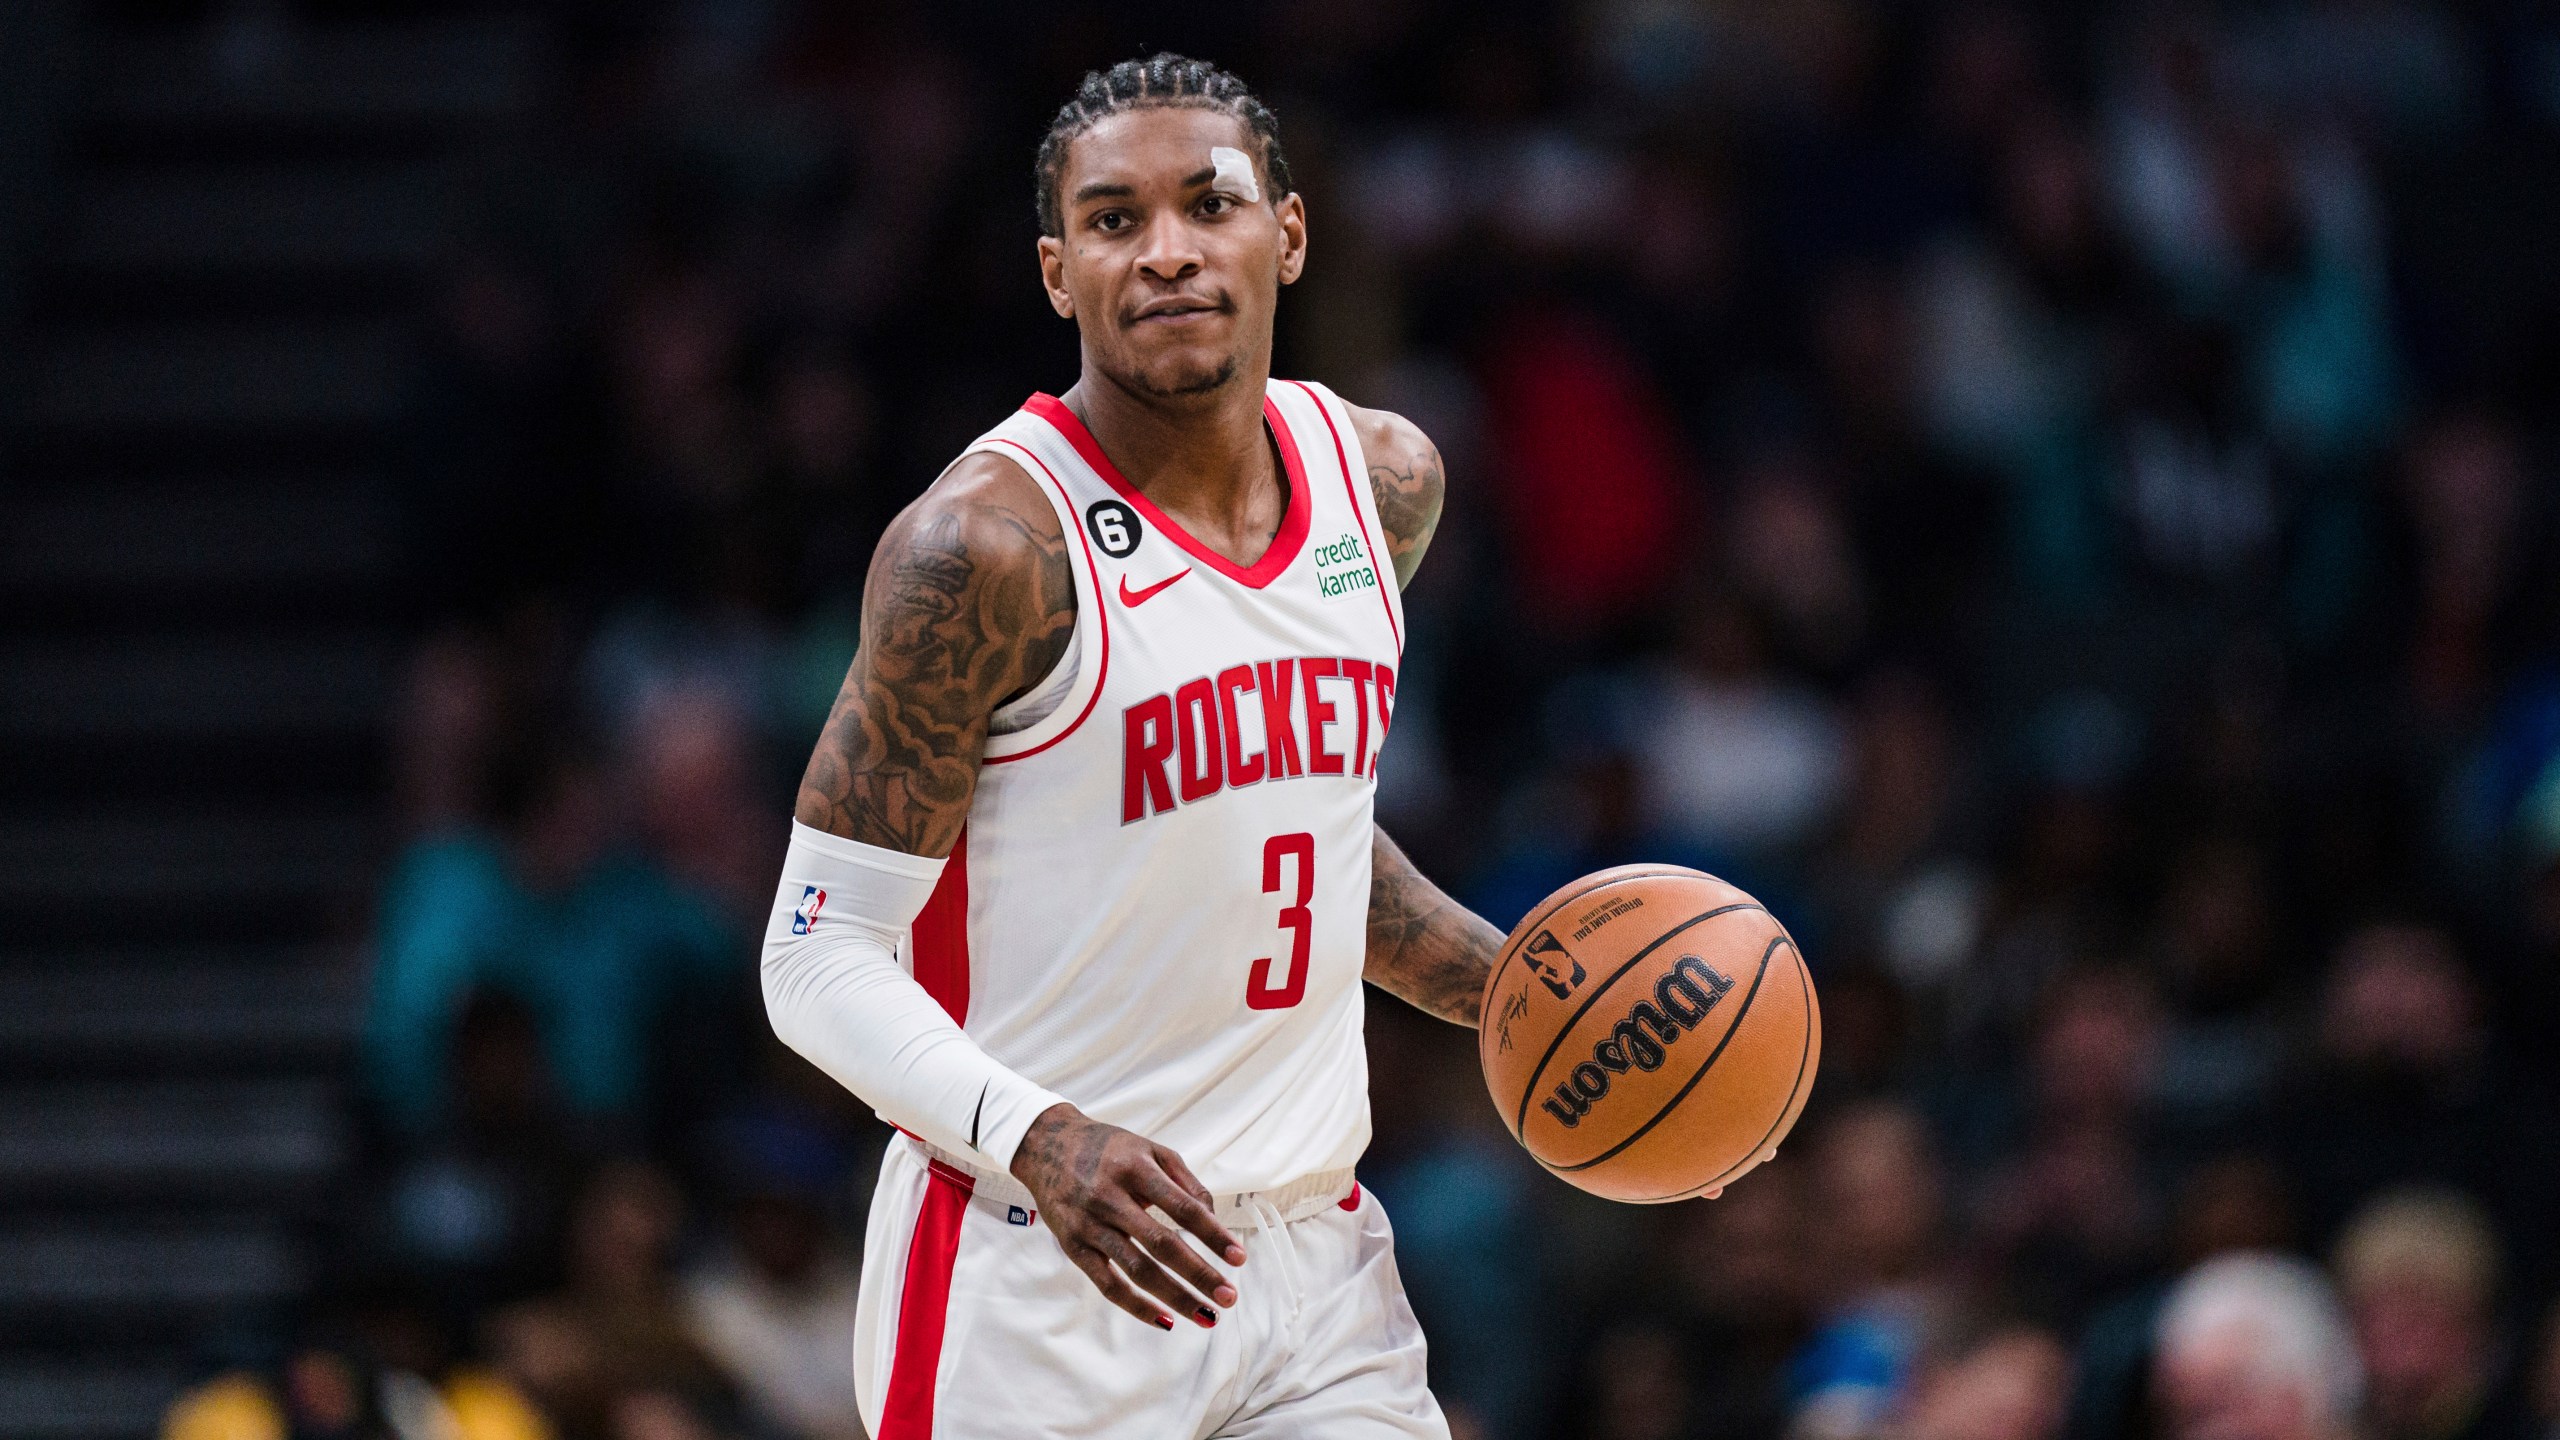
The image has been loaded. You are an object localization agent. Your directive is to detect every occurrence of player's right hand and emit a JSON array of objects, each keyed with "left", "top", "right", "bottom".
[{"left": 1009, "top": 1102, "right": 1247, "bottom": 1332}]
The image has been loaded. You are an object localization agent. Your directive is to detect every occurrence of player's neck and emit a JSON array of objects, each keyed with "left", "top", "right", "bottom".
[{"left": 1064, "top": 366, "right": 1283, "bottom": 562}]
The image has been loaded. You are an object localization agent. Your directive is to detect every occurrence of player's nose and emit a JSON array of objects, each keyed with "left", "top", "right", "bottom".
[{"left": 1132, "top": 211, "right": 1203, "bottom": 282}]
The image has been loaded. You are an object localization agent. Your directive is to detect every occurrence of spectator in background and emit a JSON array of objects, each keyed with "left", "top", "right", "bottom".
[
  {"left": 1476, "top": 306, "right": 1692, "bottom": 641},
  {"left": 160, "top": 1326, "right": 555, "bottom": 1440},
  {"left": 681, "top": 1111, "right": 865, "bottom": 1440},
  {"left": 2276, "top": 923, "right": 2560, "bottom": 1292},
  {"left": 618, "top": 690, "right": 781, "bottom": 1157},
  {"left": 1815, "top": 670, "right": 1971, "bottom": 988},
  {"left": 2531, "top": 1305, "right": 2560, "bottom": 1439},
  {"left": 1466, "top": 742, "right": 1727, "bottom": 936},
  {"left": 357, "top": 989, "right": 585, "bottom": 1325},
  {"left": 1971, "top": 966, "right": 2167, "bottom": 1329},
  {"left": 1721, "top": 449, "right": 1868, "bottom": 678},
  {"left": 1634, "top": 593, "right": 1849, "bottom": 868},
  {"left": 2395, "top": 412, "right": 2539, "bottom": 725},
  {"left": 2153, "top": 1253, "right": 2362, "bottom": 1440},
  {"left": 1790, "top": 1103, "right": 1955, "bottom": 1438},
  {"left": 1893, "top": 1319, "right": 2072, "bottom": 1440},
  {"left": 2068, "top": 1154, "right": 2303, "bottom": 1440},
  {"left": 2334, "top": 1187, "right": 2532, "bottom": 1440},
  {"left": 2147, "top": 838, "right": 2286, "bottom": 1138},
  {"left": 1661, "top": 1156, "right": 1815, "bottom": 1439},
  {"left": 365, "top": 734, "right": 734, "bottom": 1135},
  {"left": 1911, "top": 106, "right": 2136, "bottom": 484},
  {"left": 627, "top": 690, "right": 778, "bottom": 927},
  {"left": 487, "top": 1162, "right": 735, "bottom": 1438},
  {"left": 1566, "top": 1321, "right": 1704, "bottom": 1440}
]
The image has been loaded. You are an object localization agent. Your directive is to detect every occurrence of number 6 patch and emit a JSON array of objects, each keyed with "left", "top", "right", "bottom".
[{"left": 1085, "top": 499, "right": 1143, "bottom": 559}]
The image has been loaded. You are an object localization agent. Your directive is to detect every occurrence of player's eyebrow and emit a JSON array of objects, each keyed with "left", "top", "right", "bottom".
[
  {"left": 1181, "top": 166, "right": 1217, "bottom": 188},
  {"left": 1073, "top": 181, "right": 1136, "bottom": 204}
]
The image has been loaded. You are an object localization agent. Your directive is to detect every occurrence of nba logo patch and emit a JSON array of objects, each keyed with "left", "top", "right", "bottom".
[
  {"left": 790, "top": 885, "right": 827, "bottom": 935},
  {"left": 1007, "top": 1205, "right": 1035, "bottom": 1227}
]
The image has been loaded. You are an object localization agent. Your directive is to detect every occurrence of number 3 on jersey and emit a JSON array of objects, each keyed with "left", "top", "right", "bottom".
[{"left": 1247, "top": 833, "right": 1314, "bottom": 1010}]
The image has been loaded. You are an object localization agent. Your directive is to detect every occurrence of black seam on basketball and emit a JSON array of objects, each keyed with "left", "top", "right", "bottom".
[
  {"left": 1623, "top": 947, "right": 1816, "bottom": 1201},
  {"left": 1549, "top": 933, "right": 1784, "bottom": 1172},
  {"left": 1507, "top": 903, "right": 1769, "bottom": 1137},
  {"left": 1478, "top": 866, "right": 1705, "bottom": 1036}
]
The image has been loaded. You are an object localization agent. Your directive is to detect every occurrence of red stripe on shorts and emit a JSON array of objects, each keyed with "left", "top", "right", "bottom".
[{"left": 879, "top": 1159, "right": 975, "bottom": 1437}]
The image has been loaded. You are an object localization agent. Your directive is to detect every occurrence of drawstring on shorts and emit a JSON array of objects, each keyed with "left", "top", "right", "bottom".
[{"left": 1241, "top": 1192, "right": 1308, "bottom": 1326}]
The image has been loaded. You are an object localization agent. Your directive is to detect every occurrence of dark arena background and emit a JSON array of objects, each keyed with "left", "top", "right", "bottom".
[{"left": 5, "top": 1, "right": 2560, "bottom": 1437}]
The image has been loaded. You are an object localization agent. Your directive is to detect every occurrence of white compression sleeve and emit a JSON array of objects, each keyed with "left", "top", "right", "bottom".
[{"left": 761, "top": 820, "right": 1067, "bottom": 1172}]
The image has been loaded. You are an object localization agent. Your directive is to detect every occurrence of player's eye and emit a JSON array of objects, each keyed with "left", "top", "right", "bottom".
[
  {"left": 1199, "top": 194, "right": 1234, "bottom": 216},
  {"left": 1091, "top": 210, "right": 1132, "bottom": 233}
]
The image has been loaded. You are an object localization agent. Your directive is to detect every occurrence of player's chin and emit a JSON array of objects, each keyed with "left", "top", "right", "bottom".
[{"left": 1121, "top": 348, "right": 1242, "bottom": 399}]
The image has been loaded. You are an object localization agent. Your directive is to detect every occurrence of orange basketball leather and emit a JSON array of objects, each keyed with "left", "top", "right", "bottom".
[{"left": 1478, "top": 866, "right": 1821, "bottom": 1203}]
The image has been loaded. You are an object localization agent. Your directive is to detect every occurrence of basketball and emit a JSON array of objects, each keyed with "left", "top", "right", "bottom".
[{"left": 1478, "top": 866, "right": 1821, "bottom": 1203}]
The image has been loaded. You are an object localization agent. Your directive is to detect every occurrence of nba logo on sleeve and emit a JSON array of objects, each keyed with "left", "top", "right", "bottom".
[{"left": 791, "top": 885, "right": 827, "bottom": 935}]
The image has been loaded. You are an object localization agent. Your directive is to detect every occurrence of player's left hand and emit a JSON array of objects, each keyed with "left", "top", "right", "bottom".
[{"left": 1011, "top": 1102, "right": 1248, "bottom": 1332}]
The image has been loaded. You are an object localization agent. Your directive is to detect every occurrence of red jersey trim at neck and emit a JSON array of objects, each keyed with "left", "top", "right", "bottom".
[{"left": 1023, "top": 389, "right": 1312, "bottom": 590}]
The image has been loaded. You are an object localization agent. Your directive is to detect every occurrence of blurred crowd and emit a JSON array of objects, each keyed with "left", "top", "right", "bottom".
[{"left": 167, "top": 1, "right": 2560, "bottom": 1438}]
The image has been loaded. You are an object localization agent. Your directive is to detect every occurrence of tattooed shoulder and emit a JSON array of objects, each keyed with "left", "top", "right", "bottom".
[
  {"left": 1346, "top": 404, "right": 1445, "bottom": 590},
  {"left": 793, "top": 453, "right": 1076, "bottom": 856}
]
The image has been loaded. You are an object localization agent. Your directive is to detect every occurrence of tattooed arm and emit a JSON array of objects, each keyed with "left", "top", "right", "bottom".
[
  {"left": 1340, "top": 406, "right": 1498, "bottom": 1021},
  {"left": 793, "top": 452, "right": 1073, "bottom": 853},
  {"left": 1346, "top": 404, "right": 1445, "bottom": 590},
  {"left": 1367, "top": 826, "right": 1506, "bottom": 1027},
  {"left": 1338, "top": 407, "right": 1496, "bottom": 1019},
  {"left": 791, "top": 455, "right": 1245, "bottom": 1332}
]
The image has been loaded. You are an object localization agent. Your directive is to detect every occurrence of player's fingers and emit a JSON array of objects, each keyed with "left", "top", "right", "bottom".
[
  {"left": 1061, "top": 1234, "right": 1175, "bottom": 1331},
  {"left": 1094, "top": 1224, "right": 1218, "bottom": 1327},
  {"left": 1118, "top": 1195, "right": 1238, "bottom": 1309},
  {"left": 1704, "top": 1186, "right": 1724, "bottom": 1200},
  {"left": 1131, "top": 1166, "right": 1244, "bottom": 1287},
  {"left": 1147, "top": 1145, "right": 1246, "bottom": 1265}
]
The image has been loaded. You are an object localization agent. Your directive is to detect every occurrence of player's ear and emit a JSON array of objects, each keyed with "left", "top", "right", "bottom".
[
  {"left": 1274, "top": 192, "right": 1307, "bottom": 286},
  {"left": 1037, "top": 235, "right": 1075, "bottom": 318}
]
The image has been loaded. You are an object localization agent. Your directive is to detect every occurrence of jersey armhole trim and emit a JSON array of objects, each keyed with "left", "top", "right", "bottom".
[
  {"left": 1289, "top": 379, "right": 1405, "bottom": 657},
  {"left": 976, "top": 437, "right": 1110, "bottom": 764}
]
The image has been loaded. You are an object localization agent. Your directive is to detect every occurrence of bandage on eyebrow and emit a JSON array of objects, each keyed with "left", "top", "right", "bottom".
[{"left": 1210, "top": 145, "right": 1261, "bottom": 202}]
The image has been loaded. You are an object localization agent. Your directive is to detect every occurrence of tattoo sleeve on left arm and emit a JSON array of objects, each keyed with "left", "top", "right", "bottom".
[
  {"left": 1348, "top": 406, "right": 1445, "bottom": 592},
  {"left": 1368, "top": 437, "right": 1444, "bottom": 590},
  {"left": 1366, "top": 825, "right": 1506, "bottom": 1027}
]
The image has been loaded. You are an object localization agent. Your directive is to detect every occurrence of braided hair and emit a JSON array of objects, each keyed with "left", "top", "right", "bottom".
[{"left": 1035, "top": 53, "right": 1293, "bottom": 238}]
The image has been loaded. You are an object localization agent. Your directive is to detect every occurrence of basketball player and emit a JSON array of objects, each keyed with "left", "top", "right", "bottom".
[{"left": 763, "top": 54, "right": 1520, "bottom": 1438}]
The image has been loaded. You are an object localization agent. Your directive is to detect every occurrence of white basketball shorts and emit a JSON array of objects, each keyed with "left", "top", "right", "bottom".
[{"left": 853, "top": 1135, "right": 1451, "bottom": 1438}]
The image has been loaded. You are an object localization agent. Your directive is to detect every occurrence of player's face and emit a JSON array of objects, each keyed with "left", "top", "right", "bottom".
[{"left": 1039, "top": 108, "right": 1307, "bottom": 401}]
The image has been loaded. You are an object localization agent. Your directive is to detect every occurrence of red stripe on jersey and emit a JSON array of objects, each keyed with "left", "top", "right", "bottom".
[
  {"left": 981, "top": 437, "right": 1110, "bottom": 765},
  {"left": 910, "top": 829, "right": 970, "bottom": 1023},
  {"left": 1289, "top": 380, "right": 1403, "bottom": 656},
  {"left": 878, "top": 1160, "right": 975, "bottom": 1438},
  {"left": 1023, "top": 391, "right": 1312, "bottom": 590}
]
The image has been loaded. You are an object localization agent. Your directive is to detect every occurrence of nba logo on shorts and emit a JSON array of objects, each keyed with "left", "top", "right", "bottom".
[
  {"left": 1007, "top": 1205, "right": 1036, "bottom": 1226},
  {"left": 791, "top": 885, "right": 827, "bottom": 935}
]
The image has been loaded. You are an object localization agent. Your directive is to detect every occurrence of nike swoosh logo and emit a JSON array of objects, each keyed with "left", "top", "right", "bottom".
[{"left": 1119, "top": 568, "right": 1191, "bottom": 606}]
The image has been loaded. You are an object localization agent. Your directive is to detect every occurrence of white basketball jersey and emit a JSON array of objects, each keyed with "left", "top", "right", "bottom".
[{"left": 898, "top": 380, "right": 1405, "bottom": 1195}]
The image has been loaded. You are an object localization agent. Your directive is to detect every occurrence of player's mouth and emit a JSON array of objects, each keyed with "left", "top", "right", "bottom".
[{"left": 1127, "top": 298, "right": 1228, "bottom": 327}]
